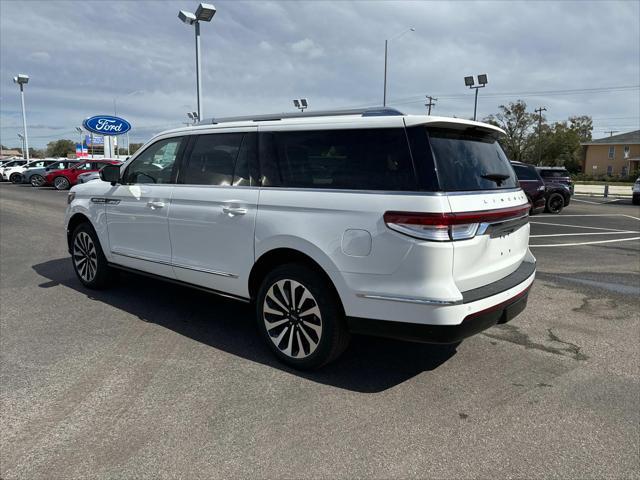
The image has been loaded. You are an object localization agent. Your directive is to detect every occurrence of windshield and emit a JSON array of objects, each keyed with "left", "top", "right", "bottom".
[{"left": 427, "top": 128, "right": 517, "bottom": 191}]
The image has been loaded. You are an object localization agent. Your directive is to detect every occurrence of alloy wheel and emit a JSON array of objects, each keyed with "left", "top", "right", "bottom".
[
  {"left": 54, "top": 176, "right": 70, "bottom": 190},
  {"left": 262, "top": 279, "right": 323, "bottom": 359},
  {"left": 31, "top": 175, "right": 44, "bottom": 187},
  {"left": 548, "top": 193, "right": 564, "bottom": 214},
  {"left": 73, "top": 231, "right": 98, "bottom": 283}
]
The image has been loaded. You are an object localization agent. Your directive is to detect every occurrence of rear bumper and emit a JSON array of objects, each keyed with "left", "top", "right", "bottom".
[
  {"left": 347, "top": 285, "right": 530, "bottom": 344},
  {"left": 346, "top": 261, "right": 535, "bottom": 344}
]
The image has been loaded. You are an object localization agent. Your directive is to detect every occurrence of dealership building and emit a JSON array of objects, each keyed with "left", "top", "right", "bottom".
[{"left": 581, "top": 129, "right": 640, "bottom": 177}]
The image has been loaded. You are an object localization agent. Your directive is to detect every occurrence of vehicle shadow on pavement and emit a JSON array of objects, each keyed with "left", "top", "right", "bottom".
[{"left": 33, "top": 258, "right": 458, "bottom": 393}]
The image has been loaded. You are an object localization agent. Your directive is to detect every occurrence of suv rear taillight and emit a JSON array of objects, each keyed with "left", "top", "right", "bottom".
[{"left": 384, "top": 205, "right": 530, "bottom": 242}]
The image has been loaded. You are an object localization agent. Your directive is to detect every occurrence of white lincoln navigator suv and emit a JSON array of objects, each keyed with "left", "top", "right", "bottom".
[{"left": 65, "top": 107, "right": 536, "bottom": 369}]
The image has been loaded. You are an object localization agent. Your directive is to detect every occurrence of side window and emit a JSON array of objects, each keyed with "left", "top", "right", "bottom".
[
  {"left": 75, "top": 162, "right": 92, "bottom": 171},
  {"left": 232, "top": 133, "right": 256, "bottom": 186},
  {"left": 182, "top": 133, "right": 244, "bottom": 186},
  {"left": 260, "top": 128, "right": 417, "bottom": 191},
  {"left": 513, "top": 165, "right": 538, "bottom": 180},
  {"left": 124, "top": 137, "right": 183, "bottom": 184},
  {"left": 608, "top": 146, "right": 615, "bottom": 159}
]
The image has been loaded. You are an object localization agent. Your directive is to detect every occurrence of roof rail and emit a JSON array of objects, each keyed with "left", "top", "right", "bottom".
[{"left": 199, "top": 107, "right": 404, "bottom": 125}]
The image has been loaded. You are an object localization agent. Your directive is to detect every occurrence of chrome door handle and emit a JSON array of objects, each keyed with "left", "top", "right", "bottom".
[
  {"left": 222, "top": 206, "right": 248, "bottom": 215},
  {"left": 147, "top": 201, "right": 165, "bottom": 209}
]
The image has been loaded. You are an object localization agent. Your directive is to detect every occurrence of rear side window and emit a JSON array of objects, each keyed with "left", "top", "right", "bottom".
[
  {"left": 513, "top": 164, "right": 540, "bottom": 181},
  {"left": 182, "top": 133, "right": 254, "bottom": 186},
  {"left": 427, "top": 128, "right": 517, "bottom": 191},
  {"left": 538, "top": 169, "right": 569, "bottom": 178},
  {"left": 259, "top": 128, "right": 417, "bottom": 191}
]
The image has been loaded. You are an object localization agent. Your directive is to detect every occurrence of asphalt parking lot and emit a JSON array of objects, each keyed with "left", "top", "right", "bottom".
[{"left": 1, "top": 184, "right": 639, "bottom": 479}]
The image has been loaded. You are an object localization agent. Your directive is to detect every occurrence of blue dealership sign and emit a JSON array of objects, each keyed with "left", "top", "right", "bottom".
[{"left": 82, "top": 115, "right": 131, "bottom": 136}]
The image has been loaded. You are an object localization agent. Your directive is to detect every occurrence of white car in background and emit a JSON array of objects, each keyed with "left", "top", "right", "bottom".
[
  {"left": 0, "top": 159, "right": 28, "bottom": 181},
  {"left": 3, "top": 159, "right": 56, "bottom": 183},
  {"left": 65, "top": 107, "right": 535, "bottom": 369},
  {"left": 633, "top": 177, "right": 640, "bottom": 205}
]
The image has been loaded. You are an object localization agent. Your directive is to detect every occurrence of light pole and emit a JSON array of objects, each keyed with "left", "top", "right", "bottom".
[
  {"left": 464, "top": 74, "right": 488, "bottom": 121},
  {"left": 179, "top": 3, "right": 216, "bottom": 121},
  {"left": 75, "top": 127, "right": 84, "bottom": 157},
  {"left": 383, "top": 27, "right": 415, "bottom": 106},
  {"left": 13, "top": 74, "right": 30, "bottom": 160},
  {"left": 17, "top": 133, "right": 25, "bottom": 157},
  {"left": 293, "top": 99, "right": 308, "bottom": 112}
]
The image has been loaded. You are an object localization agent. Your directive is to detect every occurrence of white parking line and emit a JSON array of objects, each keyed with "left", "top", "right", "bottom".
[
  {"left": 530, "top": 231, "right": 640, "bottom": 238},
  {"left": 530, "top": 221, "right": 633, "bottom": 232},
  {"left": 530, "top": 236, "right": 640, "bottom": 248}
]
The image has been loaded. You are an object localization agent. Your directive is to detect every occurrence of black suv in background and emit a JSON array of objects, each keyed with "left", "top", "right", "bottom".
[
  {"left": 535, "top": 166, "right": 573, "bottom": 214},
  {"left": 511, "top": 161, "right": 546, "bottom": 215}
]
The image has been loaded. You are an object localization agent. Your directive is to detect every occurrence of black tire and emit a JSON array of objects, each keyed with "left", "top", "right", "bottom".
[
  {"left": 545, "top": 192, "right": 565, "bottom": 214},
  {"left": 10, "top": 173, "right": 22, "bottom": 184},
  {"left": 71, "top": 223, "right": 115, "bottom": 289},
  {"left": 54, "top": 176, "right": 70, "bottom": 190},
  {"left": 30, "top": 174, "right": 45, "bottom": 187},
  {"left": 256, "top": 263, "right": 350, "bottom": 370}
]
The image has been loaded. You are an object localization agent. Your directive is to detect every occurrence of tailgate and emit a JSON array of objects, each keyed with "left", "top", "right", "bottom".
[{"left": 448, "top": 190, "right": 531, "bottom": 292}]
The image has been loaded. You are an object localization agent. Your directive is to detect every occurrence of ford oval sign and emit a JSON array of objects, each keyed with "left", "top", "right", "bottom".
[{"left": 82, "top": 115, "right": 131, "bottom": 136}]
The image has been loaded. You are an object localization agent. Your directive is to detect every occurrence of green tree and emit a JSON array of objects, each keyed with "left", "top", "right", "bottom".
[
  {"left": 46, "top": 139, "right": 76, "bottom": 157},
  {"left": 484, "top": 100, "right": 537, "bottom": 162}
]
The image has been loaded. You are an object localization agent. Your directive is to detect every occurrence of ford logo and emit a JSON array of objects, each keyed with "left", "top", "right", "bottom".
[{"left": 82, "top": 115, "right": 131, "bottom": 136}]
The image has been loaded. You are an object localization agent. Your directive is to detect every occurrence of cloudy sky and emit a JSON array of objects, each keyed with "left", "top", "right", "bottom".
[{"left": 1, "top": 0, "right": 639, "bottom": 149}]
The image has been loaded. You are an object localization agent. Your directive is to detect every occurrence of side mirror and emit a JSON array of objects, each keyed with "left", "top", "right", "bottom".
[{"left": 100, "top": 164, "right": 121, "bottom": 185}]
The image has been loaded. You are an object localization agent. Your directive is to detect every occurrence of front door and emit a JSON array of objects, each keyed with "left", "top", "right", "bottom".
[
  {"left": 168, "top": 129, "right": 258, "bottom": 298},
  {"left": 105, "top": 136, "right": 185, "bottom": 278}
]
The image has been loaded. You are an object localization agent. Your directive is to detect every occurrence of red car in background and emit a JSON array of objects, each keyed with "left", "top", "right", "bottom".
[{"left": 45, "top": 159, "right": 121, "bottom": 190}]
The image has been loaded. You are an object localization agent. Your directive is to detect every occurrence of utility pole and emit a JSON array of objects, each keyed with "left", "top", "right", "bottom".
[
  {"left": 604, "top": 130, "right": 619, "bottom": 137},
  {"left": 535, "top": 106, "right": 547, "bottom": 165},
  {"left": 425, "top": 95, "right": 437, "bottom": 115}
]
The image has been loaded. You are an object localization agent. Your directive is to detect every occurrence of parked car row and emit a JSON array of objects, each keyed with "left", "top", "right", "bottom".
[{"left": 0, "top": 158, "right": 121, "bottom": 189}]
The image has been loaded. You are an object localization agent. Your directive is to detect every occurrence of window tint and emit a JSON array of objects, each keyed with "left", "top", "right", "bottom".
[
  {"left": 124, "top": 137, "right": 183, "bottom": 184},
  {"left": 259, "top": 128, "right": 417, "bottom": 191},
  {"left": 74, "top": 162, "right": 93, "bottom": 171},
  {"left": 539, "top": 169, "right": 569, "bottom": 178},
  {"left": 182, "top": 133, "right": 245, "bottom": 186},
  {"left": 512, "top": 164, "right": 539, "bottom": 181},
  {"left": 427, "top": 128, "right": 517, "bottom": 191}
]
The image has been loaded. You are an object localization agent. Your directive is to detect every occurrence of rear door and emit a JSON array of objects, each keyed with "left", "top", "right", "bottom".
[
  {"left": 168, "top": 128, "right": 259, "bottom": 298},
  {"left": 411, "top": 124, "right": 531, "bottom": 292}
]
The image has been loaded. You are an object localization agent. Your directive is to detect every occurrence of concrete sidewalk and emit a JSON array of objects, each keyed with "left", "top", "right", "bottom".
[{"left": 574, "top": 183, "right": 633, "bottom": 197}]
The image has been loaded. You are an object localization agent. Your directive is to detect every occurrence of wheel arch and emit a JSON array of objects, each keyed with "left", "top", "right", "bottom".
[
  {"left": 66, "top": 212, "right": 91, "bottom": 253},
  {"left": 248, "top": 247, "right": 345, "bottom": 315}
]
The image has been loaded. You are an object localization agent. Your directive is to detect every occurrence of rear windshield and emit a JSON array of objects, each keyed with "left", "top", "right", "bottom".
[{"left": 427, "top": 128, "right": 517, "bottom": 191}]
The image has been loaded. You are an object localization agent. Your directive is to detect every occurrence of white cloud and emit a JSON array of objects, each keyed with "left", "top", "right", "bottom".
[{"left": 290, "top": 38, "right": 324, "bottom": 58}]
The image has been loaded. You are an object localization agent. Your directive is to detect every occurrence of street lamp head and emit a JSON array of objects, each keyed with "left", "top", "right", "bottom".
[
  {"left": 293, "top": 99, "right": 300, "bottom": 108},
  {"left": 17, "top": 133, "right": 24, "bottom": 139},
  {"left": 195, "top": 3, "right": 216, "bottom": 22},
  {"left": 478, "top": 74, "right": 488, "bottom": 85},
  {"left": 464, "top": 76, "right": 475, "bottom": 87},
  {"left": 187, "top": 112, "right": 194, "bottom": 120},
  {"left": 192, "top": 111, "right": 199, "bottom": 120},
  {"left": 76, "top": 127, "right": 83, "bottom": 133},
  {"left": 300, "top": 99, "right": 308, "bottom": 108},
  {"left": 13, "top": 74, "right": 29, "bottom": 85},
  {"left": 178, "top": 10, "right": 197, "bottom": 25},
  {"left": 409, "top": 27, "right": 415, "bottom": 31}
]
